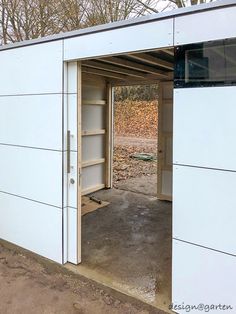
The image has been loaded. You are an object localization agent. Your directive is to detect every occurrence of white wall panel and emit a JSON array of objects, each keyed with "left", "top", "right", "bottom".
[
  {"left": 67, "top": 152, "right": 78, "bottom": 209},
  {"left": 65, "top": 95, "right": 78, "bottom": 154},
  {"left": 64, "top": 19, "right": 173, "bottom": 60},
  {"left": 82, "top": 135, "right": 105, "bottom": 161},
  {"left": 64, "top": 62, "right": 80, "bottom": 264},
  {"left": 174, "top": 87, "right": 236, "bottom": 171},
  {"left": 0, "top": 192, "right": 62, "bottom": 263},
  {"left": 67, "top": 206, "right": 79, "bottom": 264},
  {"left": 0, "top": 94, "right": 62, "bottom": 150},
  {"left": 82, "top": 81, "right": 106, "bottom": 100},
  {"left": 82, "top": 164, "right": 104, "bottom": 190},
  {"left": 82, "top": 105, "right": 105, "bottom": 130},
  {"left": 173, "top": 165, "right": 236, "bottom": 255},
  {"left": 174, "top": 7, "right": 236, "bottom": 45},
  {"left": 172, "top": 240, "right": 236, "bottom": 313},
  {"left": 0, "top": 41, "right": 63, "bottom": 95},
  {"left": 66, "top": 62, "right": 78, "bottom": 94},
  {"left": 0, "top": 145, "right": 62, "bottom": 207}
]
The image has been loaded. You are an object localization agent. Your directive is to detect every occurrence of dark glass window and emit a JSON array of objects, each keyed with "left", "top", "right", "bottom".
[{"left": 174, "top": 38, "right": 236, "bottom": 88}]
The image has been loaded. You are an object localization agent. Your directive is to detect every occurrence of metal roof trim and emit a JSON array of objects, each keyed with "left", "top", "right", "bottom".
[{"left": 0, "top": 0, "right": 235, "bottom": 52}]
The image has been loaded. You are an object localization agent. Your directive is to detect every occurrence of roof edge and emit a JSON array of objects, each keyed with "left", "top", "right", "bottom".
[{"left": 0, "top": 0, "right": 235, "bottom": 52}]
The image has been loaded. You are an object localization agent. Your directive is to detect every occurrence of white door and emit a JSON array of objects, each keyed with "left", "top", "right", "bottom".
[
  {"left": 66, "top": 64, "right": 113, "bottom": 264},
  {"left": 157, "top": 81, "right": 173, "bottom": 201}
]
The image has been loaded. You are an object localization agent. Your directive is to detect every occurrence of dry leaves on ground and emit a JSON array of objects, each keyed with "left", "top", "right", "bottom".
[
  {"left": 113, "top": 144, "right": 157, "bottom": 187},
  {"left": 114, "top": 100, "right": 158, "bottom": 139}
]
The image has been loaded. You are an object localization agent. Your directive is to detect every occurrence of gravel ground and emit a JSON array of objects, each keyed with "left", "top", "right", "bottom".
[{"left": 113, "top": 136, "right": 157, "bottom": 188}]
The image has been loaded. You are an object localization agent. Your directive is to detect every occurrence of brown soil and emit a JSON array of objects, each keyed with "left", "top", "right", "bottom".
[{"left": 0, "top": 241, "right": 164, "bottom": 314}]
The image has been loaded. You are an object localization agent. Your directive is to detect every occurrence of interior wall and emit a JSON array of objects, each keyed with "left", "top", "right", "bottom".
[{"left": 81, "top": 74, "right": 112, "bottom": 195}]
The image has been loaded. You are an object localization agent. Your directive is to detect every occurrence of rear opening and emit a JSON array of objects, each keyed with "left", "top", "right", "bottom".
[
  {"left": 113, "top": 85, "right": 158, "bottom": 196},
  {"left": 72, "top": 48, "right": 174, "bottom": 312}
]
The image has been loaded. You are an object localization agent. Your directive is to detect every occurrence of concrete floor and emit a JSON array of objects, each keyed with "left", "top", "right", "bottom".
[{"left": 68, "top": 186, "right": 172, "bottom": 313}]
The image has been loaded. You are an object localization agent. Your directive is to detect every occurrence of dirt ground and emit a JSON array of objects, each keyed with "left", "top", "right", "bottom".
[
  {"left": 113, "top": 136, "right": 157, "bottom": 187},
  {"left": 0, "top": 241, "right": 165, "bottom": 314}
]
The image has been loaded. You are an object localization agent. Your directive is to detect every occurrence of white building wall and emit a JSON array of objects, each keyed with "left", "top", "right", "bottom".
[
  {"left": 174, "top": 6, "right": 236, "bottom": 45},
  {"left": 173, "top": 7, "right": 236, "bottom": 311},
  {"left": 63, "top": 18, "right": 174, "bottom": 61},
  {"left": 63, "top": 61, "right": 79, "bottom": 264},
  {"left": 0, "top": 41, "right": 65, "bottom": 263},
  {"left": 172, "top": 87, "right": 236, "bottom": 312}
]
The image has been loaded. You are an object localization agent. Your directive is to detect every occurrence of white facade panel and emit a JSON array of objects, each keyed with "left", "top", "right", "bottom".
[
  {"left": 172, "top": 240, "right": 236, "bottom": 313},
  {"left": 67, "top": 151, "right": 78, "bottom": 209},
  {"left": 173, "top": 165, "right": 236, "bottom": 255},
  {"left": 174, "top": 86, "right": 236, "bottom": 171},
  {"left": 0, "top": 41, "right": 63, "bottom": 95},
  {"left": 0, "top": 94, "right": 62, "bottom": 150},
  {"left": 66, "top": 62, "right": 78, "bottom": 94},
  {"left": 64, "top": 19, "right": 173, "bottom": 60},
  {"left": 67, "top": 206, "right": 79, "bottom": 264},
  {"left": 174, "top": 7, "right": 236, "bottom": 45},
  {"left": 0, "top": 145, "right": 62, "bottom": 207},
  {"left": 0, "top": 192, "right": 62, "bottom": 263}
]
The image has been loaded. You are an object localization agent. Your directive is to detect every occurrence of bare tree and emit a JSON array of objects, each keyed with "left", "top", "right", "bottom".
[
  {"left": 0, "top": 0, "right": 217, "bottom": 45},
  {"left": 83, "top": 0, "right": 157, "bottom": 27},
  {"left": 136, "top": 0, "right": 215, "bottom": 12}
]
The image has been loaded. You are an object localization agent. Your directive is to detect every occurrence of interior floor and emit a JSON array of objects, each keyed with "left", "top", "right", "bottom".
[{"left": 67, "top": 188, "right": 172, "bottom": 312}]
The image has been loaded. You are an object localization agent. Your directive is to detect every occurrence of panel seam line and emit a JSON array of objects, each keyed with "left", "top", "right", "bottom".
[
  {"left": 173, "top": 238, "right": 236, "bottom": 257},
  {"left": 0, "top": 191, "right": 61, "bottom": 209},
  {"left": 173, "top": 163, "right": 236, "bottom": 173}
]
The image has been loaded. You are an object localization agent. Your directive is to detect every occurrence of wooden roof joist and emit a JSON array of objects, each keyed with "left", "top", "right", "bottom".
[
  {"left": 82, "top": 60, "right": 148, "bottom": 78},
  {"left": 99, "top": 56, "right": 171, "bottom": 79},
  {"left": 82, "top": 66, "right": 128, "bottom": 80},
  {"left": 162, "top": 49, "right": 174, "bottom": 56},
  {"left": 82, "top": 65, "right": 170, "bottom": 82},
  {"left": 128, "top": 53, "right": 173, "bottom": 70}
]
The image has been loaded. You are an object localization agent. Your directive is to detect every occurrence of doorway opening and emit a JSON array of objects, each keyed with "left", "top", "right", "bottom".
[
  {"left": 69, "top": 48, "right": 174, "bottom": 312},
  {"left": 113, "top": 84, "right": 158, "bottom": 196}
]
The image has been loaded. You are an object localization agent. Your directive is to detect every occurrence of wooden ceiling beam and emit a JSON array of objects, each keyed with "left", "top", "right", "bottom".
[
  {"left": 82, "top": 60, "right": 147, "bottom": 78},
  {"left": 162, "top": 49, "right": 174, "bottom": 56},
  {"left": 82, "top": 66, "right": 127, "bottom": 80},
  {"left": 100, "top": 56, "right": 171, "bottom": 78},
  {"left": 129, "top": 53, "right": 173, "bottom": 70}
]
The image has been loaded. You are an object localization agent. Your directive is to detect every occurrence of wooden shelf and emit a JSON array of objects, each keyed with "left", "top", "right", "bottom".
[
  {"left": 82, "top": 129, "right": 106, "bottom": 136},
  {"left": 81, "top": 184, "right": 105, "bottom": 196},
  {"left": 82, "top": 158, "right": 105, "bottom": 168},
  {"left": 82, "top": 100, "right": 107, "bottom": 106}
]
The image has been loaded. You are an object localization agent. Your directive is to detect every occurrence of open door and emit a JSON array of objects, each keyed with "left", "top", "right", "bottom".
[
  {"left": 66, "top": 64, "right": 114, "bottom": 265},
  {"left": 80, "top": 75, "right": 113, "bottom": 195},
  {"left": 157, "top": 81, "right": 173, "bottom": 201}
]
